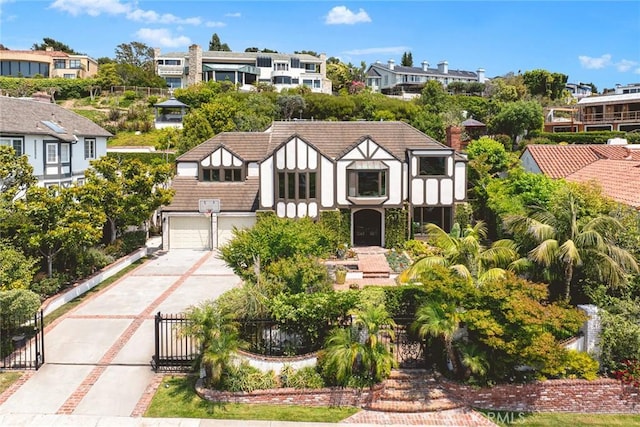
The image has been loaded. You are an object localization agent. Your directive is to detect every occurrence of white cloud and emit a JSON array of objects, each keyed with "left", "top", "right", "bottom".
[
  {"left": 225, "top": 12, "right": 241, "bottom": 18},
  {"left": 51, "top": 0, "right": 130, "bottom": 16},
  {"left": 135, "top": 28, "right": 191, "bottom": 48},
  {"left": 615, "top": 59, "right": 637, "bottom": 72},
  {"left": 205, "top": 21, "right": 226, "bottom": 28},
  {"left": 325, "top": 6, "right": 371, "bottom": 25},
  {"left": 578, "top": 54, "right": 612, "bottom": 69},
  {"left": 343, "top": 46, "right": 410, "bottom": 56},
  {"left": 51, "top": 0, "right": 201, "bottom": 25}
]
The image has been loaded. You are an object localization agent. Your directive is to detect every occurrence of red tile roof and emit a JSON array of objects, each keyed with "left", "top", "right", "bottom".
[
  {"left": 524, "top": 145, "right": 600, "bottom": 178},
  {"left": 566, "top": 160, "right": 640, "bottom": 208},
  {"left": 523, "top": 144, "right": 640, "bottom": 209}
]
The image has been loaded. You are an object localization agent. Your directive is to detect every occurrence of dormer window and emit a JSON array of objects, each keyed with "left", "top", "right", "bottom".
[{"left": 202, "top": 167, "right": 242, "bottom": 182}]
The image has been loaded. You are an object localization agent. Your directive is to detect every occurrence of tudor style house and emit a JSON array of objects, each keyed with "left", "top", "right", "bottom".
[
  {"left": 0, "top": 96, "right": 111, "bottom": 187},
  {"left": 162, "top": 121, "right": 467, "bottom": 250},
  {"left": 154, "top": 45, "right": 332, "bottom": 94},
  {"left": 365, "top": 59, "right": 486, "bottom": 98}
]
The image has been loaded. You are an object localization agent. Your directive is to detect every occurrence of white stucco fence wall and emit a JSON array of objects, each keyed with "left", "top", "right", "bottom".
[{"left": 235, "top": 350, "right": 317, "bottom": 374}]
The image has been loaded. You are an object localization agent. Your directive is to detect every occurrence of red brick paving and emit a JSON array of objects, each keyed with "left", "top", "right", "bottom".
[
  {"left": 55, "top": 251, "right": 214, "bottom": 415},
  {"left": 130, "top": 373, "right": 165, "bottom": 417},
  {"left": 0, "top": 371, "right": 34, "bottom": 406}
]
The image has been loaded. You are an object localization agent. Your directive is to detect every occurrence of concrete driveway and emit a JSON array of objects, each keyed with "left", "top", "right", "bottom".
[{"left": 0, "top": 249, "right": 239, "bottom": 418}]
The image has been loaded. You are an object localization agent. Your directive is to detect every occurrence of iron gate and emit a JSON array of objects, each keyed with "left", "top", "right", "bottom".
[
  {"left": 0, "top": 309, "right": 44, "bottom": 370},
  {"left": 390, "top": 318, "right": 426, "bottom": 369},
  {"left": 152, "top": 312, "right": 199, "bottom": 372}
]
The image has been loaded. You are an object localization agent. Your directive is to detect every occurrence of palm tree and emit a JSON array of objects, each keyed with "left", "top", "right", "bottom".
[
  {"left": 400, "top": 222, "right": 527, "bottom": 286},
  {"left": 505, "top": 195, "right": 639, "bottom": 301},
  {"left": 183, "top": 301, "right": 240, "bottom": 387},
  {"left": 412, "top": 300, "right": 462, "bottom": 377},
  {"left": 322, "top": 305, "right": 397, "bottom": 385}
]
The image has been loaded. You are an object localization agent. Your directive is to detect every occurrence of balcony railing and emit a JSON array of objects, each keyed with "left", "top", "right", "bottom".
[
  {"left": 157, "top": 65, "right": 185, "bottom": 76},
  {"left": 582, "top": 111, "right": 640, "bottom": 123}
]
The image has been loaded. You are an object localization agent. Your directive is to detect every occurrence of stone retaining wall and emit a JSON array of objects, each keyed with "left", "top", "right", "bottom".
[
  {"left": 445, "top": 378, "right": 640, "bottom": 414},
  {"left": 196, "top": 379, "right": 383, "bottom": 408}
]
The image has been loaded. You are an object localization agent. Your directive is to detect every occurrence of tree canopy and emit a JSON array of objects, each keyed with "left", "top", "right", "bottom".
[
  {"left": 209, "top": 33, "right": 231, "bottom": 51},
  {"left": 32, "top": 37, "right": 82, "bottom": 54}
]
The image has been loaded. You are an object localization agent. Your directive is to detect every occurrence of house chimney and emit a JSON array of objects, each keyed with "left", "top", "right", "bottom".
[
  {"left": 388, "top": 59, "right": 395, "bottom": 71},
  {"left": 445, "top": 125, "right": 463, "bottom": 152},
  {"left": 188, "top": 44, "right": 202, "bottom": 86},
  {"left": 477, "top": 68, "right": 485, "bottom": 83},
  {"left": 422, "top": 61, "right": 429, "bottom": 72},
  {"left": 45, "top": 46, "right": 54, "bottom": 52},
  {"left": 437, "top": 60, "right": 448, "bottom": 74}
]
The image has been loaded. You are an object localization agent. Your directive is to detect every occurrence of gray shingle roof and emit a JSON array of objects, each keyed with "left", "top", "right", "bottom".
[
  {"left": 0, "top": 96, "right": 112, "bottom": 141},
  {"left": 177, "top": 132, "right": 272, "bottom": 162},
  {"left": 370, "top": 63, "right": 478, "bottom": 79}
]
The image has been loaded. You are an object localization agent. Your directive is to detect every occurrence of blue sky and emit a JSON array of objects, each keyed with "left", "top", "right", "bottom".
[{"left": 1, "top": 1, "right": 639, "bottom": 91}]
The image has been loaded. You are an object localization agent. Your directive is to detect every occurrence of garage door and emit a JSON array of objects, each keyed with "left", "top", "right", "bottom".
[
  {"left": 169, "top": 216, "right": 211, "bottom": 250},
  {"left": 217, "top": 216, "right": 256, "bottom": 248}
]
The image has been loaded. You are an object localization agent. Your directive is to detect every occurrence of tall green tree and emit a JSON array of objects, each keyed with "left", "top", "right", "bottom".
[
  {"left": 522, "top": 69, "right": 568, "bottom": 100},
  {"left": 401, "top": 51, "right": 413, "bottom": 67},
  {"left": 505, "top": 194, "right": 639, "bottom": 301},
  {"left": 0, "top": 245, "right": 37, "bottom": 291},
  {"left": 209, "top": 33, "right": 231, "bottom": 51},
  {"left": 115, "top": 41, "right": 155, "bottom": 70},
  {"left": 84, "top": 157, "right": 174, "bottom": 244},
  {"left": 0, "top": 146, "right": 36, "bottom": 199},
  {"left": 489, "top": 100, "right": 543, "bottom": 146},
  {"left": 19, "top": 185, "right": 106, "bottom": 277},
  {"left": 419, "top": 80, "right": 449, "bottom": 114}
]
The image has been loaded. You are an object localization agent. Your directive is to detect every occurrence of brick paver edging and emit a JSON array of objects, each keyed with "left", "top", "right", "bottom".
[{"left": 56, "top": 251, "right": 214, "bottom": 415}]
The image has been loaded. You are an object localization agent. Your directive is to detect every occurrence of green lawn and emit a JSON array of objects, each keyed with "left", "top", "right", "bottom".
[
  {"left": 145, "top": 376, "right": 359, "bottom": 422},
  {"left": 480, "top": 410, "right": 640, "bottom": 426},
  {"left": 0, "top": 372, "right": 23, "bottom": 394}
]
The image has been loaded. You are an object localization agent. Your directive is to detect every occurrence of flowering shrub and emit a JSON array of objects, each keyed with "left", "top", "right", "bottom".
[{"left": 613, "top": 359, "right": 640, "bottom": 388}]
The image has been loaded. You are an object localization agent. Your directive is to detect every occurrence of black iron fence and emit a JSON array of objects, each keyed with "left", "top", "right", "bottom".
[
  {"left": 0, "top": 310, "right": 44, "bottom": 370},
  {"left": 152, "top": 312, "right": 425, "bottom": 372},
  {"left": 151, "top": 312, "right": 200, "bottom": 372}
]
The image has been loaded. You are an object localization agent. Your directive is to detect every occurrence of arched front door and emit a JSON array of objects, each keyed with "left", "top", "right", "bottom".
[{"left": 353, "top": 209, "right": 382, "bottom": 246}]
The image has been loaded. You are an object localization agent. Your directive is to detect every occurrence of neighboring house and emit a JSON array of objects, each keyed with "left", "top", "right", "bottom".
[
  {"left": 0, "top": 47, "right": 98, "bottom": 79},
  {"left": 154, "top": 45, "right": 332, "bottom": 94},
  {"left": 521, "top": 140, "right": 640, "bottom": 209},
  {"left": 162, "top": 121, "right": 467, "bottom": 250},
  {"left": 565, "top": 83, "right": 593, "bottom": 100},
  {"left": 544, "top": 90, "right": 640, "bottom": 133},
  {"left": 0, "top": 96, "right": 111, "bottom": 187},
  {"left": 365, "top": 59, "right": 486, "bottom": 98}
]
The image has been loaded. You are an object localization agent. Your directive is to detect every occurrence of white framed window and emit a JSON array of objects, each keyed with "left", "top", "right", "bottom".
[
  {"left": 84, "top": 138, "right": 96, "bottom": 159},
  {"left": 0, "top": 137, "right": 24, "bottom": 156},
  {"left": 60, "top": 143, "right": 70, "bottom": 163},
  {"left": 46, "top": 143, "right": 58, "bottom": 164}
]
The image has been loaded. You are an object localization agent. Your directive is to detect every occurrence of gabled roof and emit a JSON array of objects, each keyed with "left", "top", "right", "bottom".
[
  {"left": 177, "top": 133, "right": 272, "bottom": 163},
  {"left": 577, "top": 92, "right": 640, "bottom": 105},
  {"left": 522, "top": 144, "right": 640, "bottom": 209},
  {"left": 0, "top": 96, "right": 112, "bottom": 141},
  {"left": 164, "top": 176, "right": 259, "bottom": 212},
  {"left": 523, "top": 145, "right": 600, "bottom": 178},
  {"left": 566, "top": 160, "right": 640, "bottom": 208}
]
